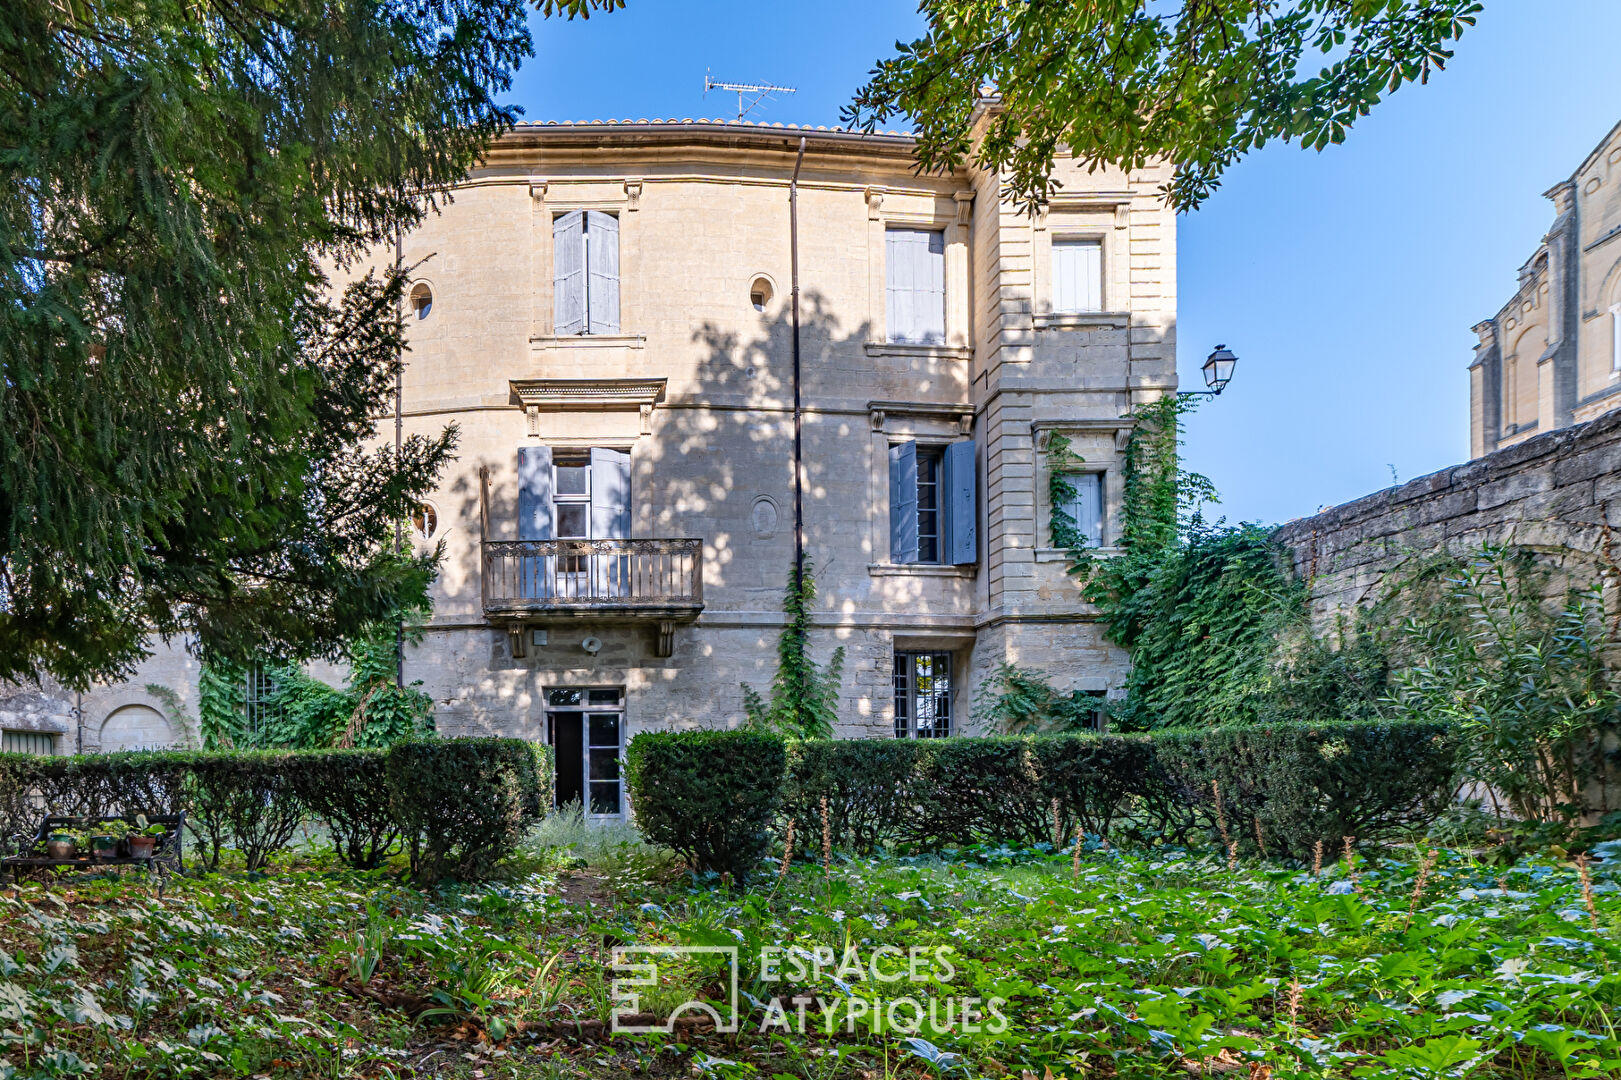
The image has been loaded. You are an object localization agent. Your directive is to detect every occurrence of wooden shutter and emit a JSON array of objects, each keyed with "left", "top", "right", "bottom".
[
  {"left": 941, "top": 439, "right": 977, "bottom": 565},
  {"left": 589, "top": 447, "right": 631, "bottom": 539},
  {"left": 552, "top": 211, "right": 585, "bottom": 334},
  {"left": 889, "top": 441, "right": 919, "bottom": 564},
  {"left": 885, "top": 229, "right": 946, "bottom": 345},
  {"left": 586, "top": 211, "right": 620, "bottom": 334},
  {"left": 1076, "top": 473, "right": 1103, "bottom": 547},
  {"left": 1053, "top": 239, "right": 1102, "bottom": 313},
  {"left": 517, "top": 445, "right": 554, "bottom": 540}
]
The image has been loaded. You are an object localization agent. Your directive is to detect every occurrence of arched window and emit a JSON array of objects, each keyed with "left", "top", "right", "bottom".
[{"left": 409, "top": 281, "right": 433, "bottom": 320}]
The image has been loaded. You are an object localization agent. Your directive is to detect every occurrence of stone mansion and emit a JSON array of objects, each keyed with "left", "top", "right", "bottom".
[
  {"left": 3, "top": 117, "right": 1179, "bottom": 813},
  {"left": 1470, "top": 118, "right": 1621, "bottom": 458}
]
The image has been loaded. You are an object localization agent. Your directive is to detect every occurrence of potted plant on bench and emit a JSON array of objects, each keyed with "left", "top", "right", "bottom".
[
  {"left": 89, "top": 826, "right": 122, "bottom": 860},
  {"left": 128, "top": 816, "right": 165, "bottom": 860},
  {"left": 46, "top": 831, "right": 76, "bottom": 860}
]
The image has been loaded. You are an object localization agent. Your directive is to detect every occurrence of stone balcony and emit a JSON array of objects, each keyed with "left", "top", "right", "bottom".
[{"left": 481, "top": 538, "right": 703, "bottom": 657}]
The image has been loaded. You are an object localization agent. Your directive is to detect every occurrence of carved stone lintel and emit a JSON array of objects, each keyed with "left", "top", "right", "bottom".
[
  {"left": 508, "top": 627, "right": 527, "bottom": 659},
  {"left": 624, "top": 178, "right": 644, "bottom": 210},
  {"left": 656, "top": 620, "right": 675, "bottom": 659}
]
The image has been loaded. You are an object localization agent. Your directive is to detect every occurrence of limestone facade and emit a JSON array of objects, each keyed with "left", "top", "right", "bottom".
[
  {"left": 22, "top": 119, "right": 1178, "bottom": 811},
  {"left": 1471, "top": 119, "right": 1621, "bottom": 458}
]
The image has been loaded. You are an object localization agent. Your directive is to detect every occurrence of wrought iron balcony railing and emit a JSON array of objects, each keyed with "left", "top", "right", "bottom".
[{"left": 481, "top": 538, "right": 703, "bottom": 621}]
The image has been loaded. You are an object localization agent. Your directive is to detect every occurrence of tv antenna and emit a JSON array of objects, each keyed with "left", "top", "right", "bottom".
[{"left": 704, "top": 71, "right": 797, "bottom": 122}]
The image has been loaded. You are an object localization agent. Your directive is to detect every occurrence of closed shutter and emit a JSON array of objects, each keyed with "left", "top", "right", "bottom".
[
  {"left": 1075, "top": 473, "right": 1103, "bottom": 547},
  {"left": 517, "top": 445, "right": 554, "bottom": 540},
  {"left": 941, "top": 439, "right": 977, "bottom": 565},
  {"left": 586, "top": 211, "right": 620, "bottom": 334},
  {"left": 1052, "top": 239, "right": 1102, "bottom": 313},
  {"left": 553, "top": 211, "right": 586, "bottom": 334},
  {"left": 885, "top": 229, "right": 946, "bottom": 344},
  {"left": 889, "top": 441, "right": 919, "bottom": 564}
]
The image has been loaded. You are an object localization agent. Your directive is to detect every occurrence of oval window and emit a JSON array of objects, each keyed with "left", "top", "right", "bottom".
[
  {"left": 750, "top": 276, "right": 774, "bottom": 312},
  {"left": 411, "top": 502, "right": 438, "bottom": 539},
  {"left": 409, "top": 282, "right": 433, "bottom": 320}
]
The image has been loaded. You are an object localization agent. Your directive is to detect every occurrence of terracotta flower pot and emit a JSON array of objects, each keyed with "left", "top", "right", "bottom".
[
  {"left": 128, "top": 835, "right": 158, "bottom": 859},
  {"left": 46, "top": 838, "right": 75, "bottom": 860}
]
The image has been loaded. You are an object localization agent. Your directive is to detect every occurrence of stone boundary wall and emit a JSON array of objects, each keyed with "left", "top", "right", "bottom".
[{"left": 1273, "top": 408, "right": 1621, "bottom": 625}]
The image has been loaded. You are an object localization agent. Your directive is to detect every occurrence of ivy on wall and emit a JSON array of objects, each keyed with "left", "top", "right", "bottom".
[{"left": 742, "top": 559, "right": 846, "bottom": 740}]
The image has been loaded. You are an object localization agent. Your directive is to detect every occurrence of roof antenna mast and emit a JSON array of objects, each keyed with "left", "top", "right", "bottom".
[{"left": 704, "top": 70, "right": 797, "bottom": 122}]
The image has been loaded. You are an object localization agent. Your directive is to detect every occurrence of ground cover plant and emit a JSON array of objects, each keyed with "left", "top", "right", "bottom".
[{"left": 0, "top": 823, "right": 1615, "bottom": 1080}]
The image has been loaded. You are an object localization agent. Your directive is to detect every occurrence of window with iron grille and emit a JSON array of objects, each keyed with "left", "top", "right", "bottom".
[
  {"left": 2, "top": 730, "right": 59, "bottom": 755},
  {"left": 243, "top": 666, "right": 285, "bottom": 744},
  {"left": 894, "top": 652, "right": 953, "bottom": 738}
]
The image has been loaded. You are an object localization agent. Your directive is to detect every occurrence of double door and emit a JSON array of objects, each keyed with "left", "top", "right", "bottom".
[{"left": 546, "top": 688, "right": 624, "bottom": 817}]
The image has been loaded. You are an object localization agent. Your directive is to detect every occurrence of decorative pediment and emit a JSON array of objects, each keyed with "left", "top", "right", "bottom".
[
  {"left": 510, "top": 378, "right": 667, "bottom": 435},
  {"left": 509, "top": 378, "right": 666, "bottom": 410}
]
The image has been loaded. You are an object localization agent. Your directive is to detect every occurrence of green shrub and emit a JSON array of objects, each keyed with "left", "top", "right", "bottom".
[
  {"left": 186, "top": 752, "right": 307, "bottom": 871},
  {"left": 783, "top": 740, "right": 923, "bottom": 855},
  {"left": 384, "top": 738, "right": 539, "bottom": 886},
  {"left": 0, "top": 751, "right": 191, "bottom": 857},
  {"left": 1028, "top": 733, "right": 1180, "bottom": 845},
  {"left": 626, "top": 729, "right": 786, "bottom": 881},
  {"left": 287, "top": 749, "right": 398, "bottom": 869},
  {"left": 1152, "top": 720, "right": 1461, "bottom": 859}
]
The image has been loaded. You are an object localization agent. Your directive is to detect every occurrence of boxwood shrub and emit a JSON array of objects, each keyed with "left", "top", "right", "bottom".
[
  {"left": 0, "top": 738, "right": 553, "bottom": 881},
  {"left": 626, "top": 729, "right": 786, "bottom": 882}
]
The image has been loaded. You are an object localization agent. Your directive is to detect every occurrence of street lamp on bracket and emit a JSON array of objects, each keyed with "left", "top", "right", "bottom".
[{"left": 1180, "top": 344, "right": 1237, "bottom": 399}]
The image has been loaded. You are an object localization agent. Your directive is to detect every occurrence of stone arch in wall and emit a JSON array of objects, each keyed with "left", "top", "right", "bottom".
[
  {"left": 99, "top": 704, "right": 179, "bottom": 752},
  {"left": 1505, "top": 323, "right": 1544, "bottom": 429}
]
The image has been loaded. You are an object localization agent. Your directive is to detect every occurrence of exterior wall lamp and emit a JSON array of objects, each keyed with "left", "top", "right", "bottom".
[{"left": 1182, "top": 344, "right": 1238, "bottom": 399}]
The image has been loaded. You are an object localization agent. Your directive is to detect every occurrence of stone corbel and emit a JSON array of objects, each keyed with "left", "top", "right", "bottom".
[
  {"left": 508, "top": 627, "right": 527, "bottom": 659},
  {"left": 1115, "top": 202, "right": 1131, "bottom": 230},
  {"left": 655, "top": 620, "right": 675, "bottom": 659},
  {"left": 865, "top": 186, "right": 887, "bottom": 221},
  {"left": 868, "top": 408, "right": 886, "bottom": 432},
  {"left": 953, "top": 191, "right": 974, "bottom": 226},
  {"left": 640, "top": 403, "right": 653, "bottom": 435},
  {"left": 624, "top": 178, "right": 644, "bottom": 211},
  {"left": 526, "top": 404, "right": 540, "bottom": 436},
  {"left": 959, "top": 412, "right": 974, "bottom": 436},
  {"left": 529, "top": 180, "right": 548, "bottom": 202}
]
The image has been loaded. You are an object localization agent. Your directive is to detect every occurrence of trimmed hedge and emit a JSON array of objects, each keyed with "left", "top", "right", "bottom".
[
  {"left": 387, "top": 738, "right": 537, "bottom": 886},
  {"left": 778, "top": 721, "right": 1458, "bottom": 860},
  {"left": 626, "top": 729, "right": 786, "bottom": 882},
  {"left": 0, "top": 739, "right": 553, "bottom": 882}
]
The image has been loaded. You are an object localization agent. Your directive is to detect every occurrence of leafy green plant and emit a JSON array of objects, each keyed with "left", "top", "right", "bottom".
[
  {"left": 741, "top": 559, "right": 845, "bottom": 740},
  {"left": 1385, "top": 546, "right": 1621, "bottom": 824},
  {"left": 971, "top": 663, "right": 1101, "bottom": 735},
  {"left": 385, "top": 737, "right": 541, "bottom": 885},
  {"left": 625, "top": 729, "right": 787, "bottom": 882}
]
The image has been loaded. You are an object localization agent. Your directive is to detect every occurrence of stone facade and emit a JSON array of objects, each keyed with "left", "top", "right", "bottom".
[
  {"left": 1275, "top": 407, "right": 1621, "bottom": 627},
  {"left": 1471, "top": 118, "right": 1621, "bottom": 458},
  {"left": 20, "top": 118, "right": 1179, "bottom": 806}
]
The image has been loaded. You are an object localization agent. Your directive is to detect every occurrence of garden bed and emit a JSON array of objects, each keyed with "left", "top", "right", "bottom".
[{"left": 0, "top": 831, "right": 1615, "bottom": 1079}]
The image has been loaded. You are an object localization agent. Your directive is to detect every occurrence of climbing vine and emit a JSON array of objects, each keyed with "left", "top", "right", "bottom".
[{"left": 742, "top": 558, "right": 846, "bottom": 740}]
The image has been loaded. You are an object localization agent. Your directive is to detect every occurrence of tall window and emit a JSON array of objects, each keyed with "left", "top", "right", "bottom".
[
  {"left": 885, "top": 228, "right": 946, "bottom": 344},
  {"left": 889, "top": 440, "right": 977, "bottom": 566},
  {"left": 1057, "top": 472, "right": 1104, "bottom": 548},
  {"left": 244, "top": 665, "right": 284, "bottom": 743},
  {"left": 894, "top": 652, "right": 952, "bottom": 738},
  {"left": 553, "top": 210, "right": 620, "bottom": 335},
  {"left": 1052, "top": 238, "right": 1103, "bottom": 313}
]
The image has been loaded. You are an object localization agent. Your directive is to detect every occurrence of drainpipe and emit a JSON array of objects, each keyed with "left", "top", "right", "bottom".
[
  {"left": 394, "top": 230, "right": 405, "bottom": 689},
  {"left": 790, "top": 137, "right": 806, "bottom": 590}
]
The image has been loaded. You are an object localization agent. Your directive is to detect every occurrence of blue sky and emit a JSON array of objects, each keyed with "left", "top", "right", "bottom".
[{"left": 511, "top": 2, "right": 1621, "bottom": 525}]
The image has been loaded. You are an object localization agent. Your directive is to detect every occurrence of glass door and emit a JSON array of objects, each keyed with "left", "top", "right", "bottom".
[{"left": 546, "top": 687, "right": 625, "bottom": 818}]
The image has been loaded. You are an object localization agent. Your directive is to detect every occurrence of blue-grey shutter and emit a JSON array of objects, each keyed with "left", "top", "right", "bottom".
[
  {"left": 886, "top": 229, "right": 945, "bottom": 345},
  {"left": 517, "top": 445, "right": 554, "bottom": 540},
  {"left": 589, "top": 447, "right": 631, "bottom": 539},
  {"left": 590, "top": 446, "right": 631, "bottom": 596},
  {"left": 889, "top": 441, "right": 918, "bottom": 564},
  {"left": 1077, "top": 473, "right": 1103, "bottom": 547},
  {"left": 942, "top": 439, "right": 977, "bottom": 565},
  {"left": 552, "top": 211, "right": 585, "bottom": 335},
  {"left": 586, "top": 211, "right": 620, "bottom": 334}
]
